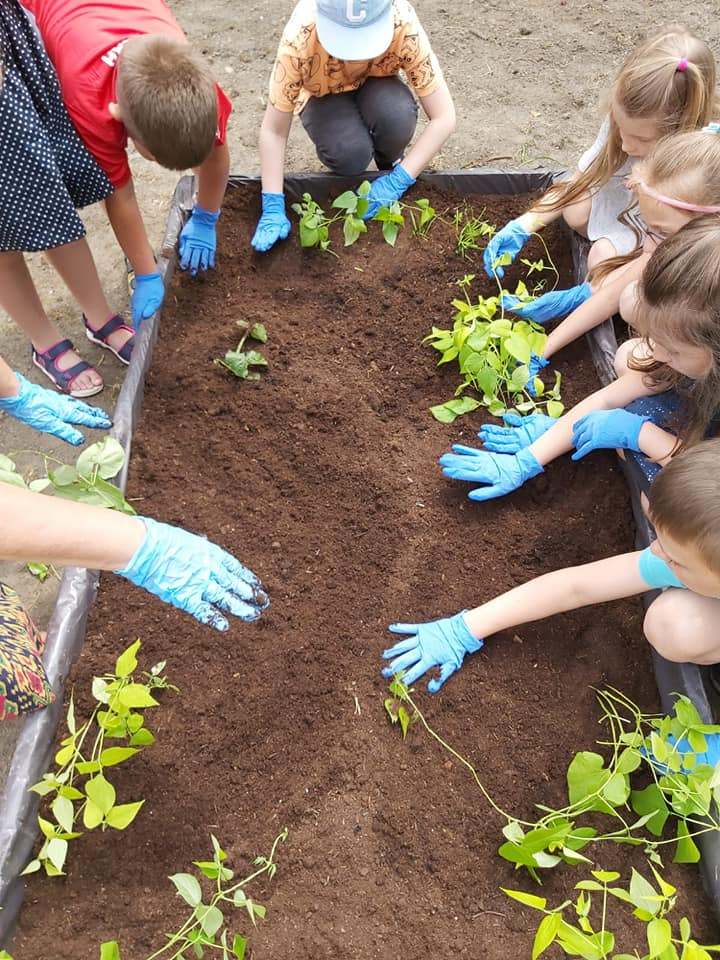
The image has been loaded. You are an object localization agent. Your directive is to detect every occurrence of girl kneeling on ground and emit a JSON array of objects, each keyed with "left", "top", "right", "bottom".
[
  {"left": 251, "top": 0, "right": 456, "bottom": 252},
  {"left": 483, "top": 25, "right": 717, "bottom": 338},
  {"left": 382, "top": 439, "right": 720, "bottom": 689},
  {"left": 439, "top": 216, "right": 720, "bottom": 499}
]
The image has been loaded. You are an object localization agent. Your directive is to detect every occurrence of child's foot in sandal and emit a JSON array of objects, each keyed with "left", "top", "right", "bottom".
[
  {"left": 32, "top": 338, "right": 103, "bottom": 398},
  {"left": 84, "top": 314, "right": 135, "bottom": 365}
]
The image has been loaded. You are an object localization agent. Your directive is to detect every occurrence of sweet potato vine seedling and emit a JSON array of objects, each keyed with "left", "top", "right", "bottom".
[
  {"left": 385, "top": 680, "right": 720, "bottom": 881},
  {"left": 100, "top": 829, "right": 288, "bottom": 960},
  {"left": 216, "top": 320, "right": 269, "bottom": 381},
  {"left": 22, "top": 639, "right": 176, "bottom": 878},
  {"left": 0, "top": 437, "right": 134, "bottom": 513}
]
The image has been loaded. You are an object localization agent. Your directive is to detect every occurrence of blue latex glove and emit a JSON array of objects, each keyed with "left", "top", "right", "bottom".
[
  {"left": 483, "top": 217, "right": 531, "bottom": 278},
  {"left": 646, "top": 732, "right": 720, "bottom": 775},
  {"left": 381, "top": 612, "right": 483, "bottom": 692},
  {"left": 117, "top": 517, "right": 269, "bottom": 631},
  {"left": 0, "top": 372, "right": 111, "bottom": 446},
  {"left": 571, "top": 409, "right": 650, "bottom": 460},
  {"left": 501, "top": 282, "right": 592, "bottom": 325},
  {"left": 131, "top": 272, "right": 164, "bottom": 329},
  {"left": 479, "top": 411, "right": 555, "bottom": 454},
  {"left": 179, "top": 205, "right": 220, "bottom": 275},
  {"left": 363, "top": 164, "right": 416, "bottom": 220},
  {"left": 251, "top": 192, "right": 291, "bottom": 252},
  {"left": 440, "top": 446, "right": 543, "bottom": 501},
  {"left": 527, "top": 353, "right": 550, "bottom": 397}
]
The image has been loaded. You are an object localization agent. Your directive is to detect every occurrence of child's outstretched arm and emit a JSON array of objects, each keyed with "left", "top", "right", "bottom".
[
  {"left": 178, "top": 142, "right": 231, "bottom": 276},
  {"left": 251, "top": 105, "right": 294, "bottom": 253},
  {"left": 105, "top": 180, "right": 163, "bottom": 329},
  {"left": 382, "top": 551, "right": 647, "bottom": 691}
]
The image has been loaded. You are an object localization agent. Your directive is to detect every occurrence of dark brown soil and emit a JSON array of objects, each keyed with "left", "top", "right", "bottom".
[{"left": 13, "top": 186, "right": 714, "bottom": 959}]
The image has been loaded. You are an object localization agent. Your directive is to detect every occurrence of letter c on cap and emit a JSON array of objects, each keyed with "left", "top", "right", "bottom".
[{"left": 346, "top": 0, "right": 367, "bottom": 23}]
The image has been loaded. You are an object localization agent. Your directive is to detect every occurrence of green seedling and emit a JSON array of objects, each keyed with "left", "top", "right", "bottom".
[
  {"left": 100, "top": 829, "right": 287, "bottom": 959},
  {"left": 291, "top": 193, "right": 334, "bottom": 251},
  {"left": 216, "top": 321, "right": 269, "bottom": 381},
  {"left": 3, "top": 438, "right": 134, "bottom": 514},
  {"left": 22, "top": 640, "right": 176, "bottom": 878},
  {"left": 373, "top": 200, "right": 405, "bottom": 246},
  {"left": 333, "top": 181, "right": 371, "bottom": 246},
  {"left": 453, "top": 208, "right": 496, "bottom": 258},
  {"left": 505, "top": 866, "right": 720, "bottom": 960},
  {"left": 406, "top": 197, "right": 438, "bottom": 238}
]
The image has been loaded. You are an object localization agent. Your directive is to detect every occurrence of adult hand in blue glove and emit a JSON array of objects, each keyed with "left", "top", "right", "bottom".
[
  {"left": 363, "top": 164, "right": 416, "bottom": 220},
  {"left": 179, "top": 205, "right": 220, "bottom": 275},
  {"left": 501, "top": 282, "right": 592, "bottom": 325},
  {"left": 440, "top": 446, "right": 543, "bottom": 501},
  {"left": 571, "top": 409, "right": 650, "bottom": 460},
  {"left": 251, "top": 192, "right": 291, "bottom": 252},
  {"left": 117, "top": 517, "right": 269, "bottom": 631},
  {"left": 381, "top": 612, "right": 483, "bottom": 692},
  {"left": 483, "top": 217, "right": 531, "bottom": 279},
  {"left": 479, "top": 411, "right": 556, "bottom": 454},
  {"left": 0, "top": 372, "right": 111, "bottom": 446},
  {"left": 131, "top": 272, "right": 164, "bottom": 329}
]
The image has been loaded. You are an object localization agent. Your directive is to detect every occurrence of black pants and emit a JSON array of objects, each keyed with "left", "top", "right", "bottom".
[{"left": 301, "top": 75, "right": 418, "bottom": 176}]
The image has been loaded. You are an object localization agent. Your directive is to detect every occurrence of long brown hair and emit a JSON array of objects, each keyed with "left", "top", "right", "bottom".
[
  {"left": 629, "top": 216, "right": 720, "bottom": 451},
  {"left": 536, "top": 26, "right": 718, "bottom": 217}
]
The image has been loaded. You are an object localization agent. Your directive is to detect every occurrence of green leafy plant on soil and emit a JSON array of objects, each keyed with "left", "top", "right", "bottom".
[
  {"left": 215, "top": 320, "right": 269, "bottom": 381},
  {"left": 425, "top": 274, "right": 563, "bottom": 423},
  {"left": 100, "top": 828, "right": 288, "bottom": 960},
  {"left": 0, "top": 438, "right": 134, "bottom": 514},
  {"left": 292, "top": 182, "right": 438, "bottom": 252},
  {"left": 22, "top": 640, "right": 176, "bottom": 878},
  {"left": 385, "top": 680, "right": 720, "bottom": 882},
  {"left": 505, "top": 867, "right": 720, "bottom": 960},
  {"left": 453, "top": 207, "right": 497, "bottom": 258}
]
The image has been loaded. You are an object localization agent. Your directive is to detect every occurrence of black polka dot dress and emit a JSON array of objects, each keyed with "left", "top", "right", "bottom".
[{"left": 0, "top": 0, "right": 112, "bottom": 252}]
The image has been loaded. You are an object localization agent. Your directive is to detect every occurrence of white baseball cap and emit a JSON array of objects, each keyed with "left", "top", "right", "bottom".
[{"left": 315, "top": 0, "right": 394, "bottom": 61}]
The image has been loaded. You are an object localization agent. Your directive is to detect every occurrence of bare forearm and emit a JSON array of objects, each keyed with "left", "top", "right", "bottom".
[
  {"left": 0, "top": 484, "right": 144, "bottom": 570},
  {"left": 259, "top": 106, "right": 292, "bottom": 193},
  {"left": 105, "top": 182, "right": 156, "bottom": 275},
  {"left": 529, "top": 373, "right": 651, "bottom": 465},
  {"left": 637, "top": 422, "right": 678, "bottom": 465},
  {"left": 0, "top": 357, "right": 18, "bottom": 397},
  {"left": 464, "top": 552, "right": 646, "bottom": 639},
  {"left": 196, "top": 142, "right": 230, "bottom": 212}
]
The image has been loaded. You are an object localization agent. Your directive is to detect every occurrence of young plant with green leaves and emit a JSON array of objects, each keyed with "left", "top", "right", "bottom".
[
  {"left": 425, "top": 275, "right": 563, "bottom": 423},
  {"left": 23, "top": 640, "right": 176, "bottom": 878},
  {"left": 505, "top": 866, "right": 720, "bottom": 960},
  {"left": 291, "top": 192, "right": 335, "bottom": 252},
  {"left": 1, "top": 438, "right": 134, "bottom": 514},
  {"left": 453, "top": 208, "right": 496, "bottom": 258},
  {"left": 100, "top": 829, "right": 288, "bottom": 960},
  {"left": 216, "top": 320, "right": 269, "bottom": 381}
]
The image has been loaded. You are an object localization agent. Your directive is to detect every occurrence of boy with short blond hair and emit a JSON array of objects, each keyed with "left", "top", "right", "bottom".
[{"left": 21, "top": 0, "right": 232, "bottom": 326}]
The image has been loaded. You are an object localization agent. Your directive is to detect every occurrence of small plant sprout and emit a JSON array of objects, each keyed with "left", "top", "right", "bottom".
[
  {"left": 504, "top": 866, "right": 719, "bottom": 960},
  {"left": 332, "top": 181, "right": 371, "bottom": 246},
  {"left": 4, "top": 438, "right": 134, "bottom": 514},
  {"left": 453, "top": 208, "right": 496, "bottom": 258},
  {"left": 100, "top": 828, "right": 288, "bottom": 959},
  {"left": 216, "top": 320, "right": 269, "bottom": 381},
  {"left": 22, "top": 640, "right": 176, "bottom": 878},
  {"left": 384, "top": 676, "right": 417, "bottom": 738},
  {"left": 406, "top": 197, "right": 438, "bottom": 238},
  {"left": 373, "top": 201, "right": 405, "bottom": 247},
  {"left": 290, "top": 193, "right": 334, "bottom": 252}
]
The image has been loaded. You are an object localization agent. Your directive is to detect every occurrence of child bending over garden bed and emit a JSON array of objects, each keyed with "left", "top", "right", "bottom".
[
  {"left": 383, "top": 437, "right": 720, "bottom": 689},
  {"left": 438, "top": 215, "right": 720, "bottom": 497}
]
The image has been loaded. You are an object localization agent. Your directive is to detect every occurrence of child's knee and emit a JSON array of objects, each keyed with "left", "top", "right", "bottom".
[
  {"left": 613, "top": 338, "right": 640, "bottom": 377},
  {"left": 561, "top": 193, "right": 592, "bottom": 234},
  {"left": 586, "top": 238, "right": 617, "bottom": 273},
  {"left": 322, "top": 133, "right": 374, "bottom": 176},
  {"left": 644, "top": 592, "right": 703, "bottom": 663}
]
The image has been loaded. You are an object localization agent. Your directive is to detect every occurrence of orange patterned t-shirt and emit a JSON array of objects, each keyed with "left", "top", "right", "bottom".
[{"left": 269, "top": 0, "right": 442, "bottom": 114}]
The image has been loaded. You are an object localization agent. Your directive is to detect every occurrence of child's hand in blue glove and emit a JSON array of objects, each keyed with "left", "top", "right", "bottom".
[
  {"left": 0, "top": 372, "right": 111, "bottom": 445},
  {"left": 526, "top": 353, "right": 550, "bottom": 397},
  {"left": 440, "top": 446, "right": 543, "bottom": 501},
  {"left": 117, "top": 517, "right": 269, "bottom": 631},
  {"left": 483, "top": 218, "right": 531, "bottom": 278},
  {"left": 571, "top": 409, "right": 650, "bottom": 460},
  {"left": 179, "top": 206, "right": 220, "bottom": 274},
  {"left": 131, "top": 272, "right": 164, "bottom": 329},
  {"left": 363, "top": 164, "right": 416, "bottom": 220},
  {"left": 381, "top": 612, "right": 482, "bottom": 692},
  {"left": 251, "top": 192, "right": 291, "bottom": 252},
  {"left": 502, "top": 282, "right": 592, "bottom": 324},
  {"left": 479, "top": 411, "right": 556, "bottom": 454}
]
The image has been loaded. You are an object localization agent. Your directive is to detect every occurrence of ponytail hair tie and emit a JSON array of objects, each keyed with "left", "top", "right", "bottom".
[
  {"left": 703, "top": 122, "right": 720, "bottom": 135},
  {"left": 676, "top": 57, "right": 689, "bottom": 72}
]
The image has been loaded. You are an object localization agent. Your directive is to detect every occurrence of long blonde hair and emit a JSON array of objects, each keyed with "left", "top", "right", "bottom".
[
  {"left": 629, "top": 216, "right": 720, "bottom": 452},
  {"left": 538, "top": 26, "right": 718, "bottom": 216}
]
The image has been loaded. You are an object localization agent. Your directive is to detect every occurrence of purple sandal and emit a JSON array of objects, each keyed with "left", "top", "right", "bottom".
[
  {"left": 84, "top": 314, "right": 135, "bottom": 365},
  {"left": 31, "top": 339, "right": 103, "bottom": 399}
]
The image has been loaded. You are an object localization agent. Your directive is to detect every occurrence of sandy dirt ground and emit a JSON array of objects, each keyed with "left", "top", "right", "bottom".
[{"left": 0, "top": 0, "right": 717, "bottom": 868}]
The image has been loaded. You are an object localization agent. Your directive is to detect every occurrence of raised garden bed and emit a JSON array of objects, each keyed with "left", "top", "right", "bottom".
[{"left": 9, "top": 176, "right": 717, "bottom": 957}]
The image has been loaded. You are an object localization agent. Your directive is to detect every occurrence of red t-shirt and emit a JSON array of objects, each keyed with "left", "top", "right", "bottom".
[{"left": 21, "top": 0, "right": 232, "bottom": 188}]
